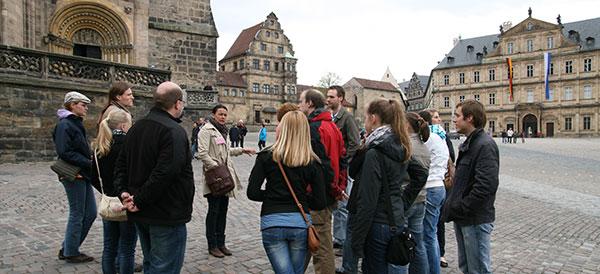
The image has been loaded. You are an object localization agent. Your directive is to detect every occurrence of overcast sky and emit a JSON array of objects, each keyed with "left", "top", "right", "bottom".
[{"left": 211, "top": 0, "right": 600, "bottom": 86}]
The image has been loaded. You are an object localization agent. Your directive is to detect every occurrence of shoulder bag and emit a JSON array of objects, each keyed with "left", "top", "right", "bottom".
[
  {"left": 94, "top": 150, "right": 128, "bottom": 222},
  {"left": 50, "top": 158, "right": 82, "bottom": 182},
  {"left": 276, "top": 159, "right": 320, "bottom": 252},
  {"left": 443, "top": 158, "right": 456, "bottom": 190},
  {"left": 204, "top": 162, "right": 235, "bottom": 197},
  {"left": 378, "top": 153, "right": 416, "bottom": 266}
]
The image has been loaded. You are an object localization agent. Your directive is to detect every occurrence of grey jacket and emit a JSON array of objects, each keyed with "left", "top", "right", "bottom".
[
  {"left": 402, "top": 134, "right": 431, "bottom": 204},
  {"left": 333, "top": 107, "right": 360, "bottom": 163}
]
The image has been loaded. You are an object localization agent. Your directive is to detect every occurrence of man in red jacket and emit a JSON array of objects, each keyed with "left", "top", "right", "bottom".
[{"left": 298, "top": 89, "right": 347, "bottom": 273}]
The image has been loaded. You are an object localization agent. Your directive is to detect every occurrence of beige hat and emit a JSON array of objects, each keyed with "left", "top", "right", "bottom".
[{"left": 64, "top": 91, "right": 91, "bottom": 104}]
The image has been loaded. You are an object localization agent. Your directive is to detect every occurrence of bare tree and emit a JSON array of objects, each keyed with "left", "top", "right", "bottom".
[{"left": 317, "top": 72, "right": 342, "bottom": 88}]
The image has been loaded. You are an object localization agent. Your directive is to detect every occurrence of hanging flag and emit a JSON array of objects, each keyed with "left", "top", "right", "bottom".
[
  {"left": 544, "top": 52, "right": 552, "bottom": 99},
  {"left": 507, "top": 58, "right": 513, "bottom": 101}
]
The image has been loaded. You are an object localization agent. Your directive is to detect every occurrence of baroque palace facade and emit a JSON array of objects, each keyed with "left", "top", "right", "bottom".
[
  {"left": 218, "top": 12, "right": 298, "bottom": 125},
  {"left": 430, "top": 13, "right": 600, "bottom": 137},
  {"left": 0, "top": 0, "right": 218, "bottom": 161}
]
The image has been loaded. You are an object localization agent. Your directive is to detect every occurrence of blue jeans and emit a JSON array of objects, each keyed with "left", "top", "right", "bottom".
[
  {"left": 191, "top": 142, "right": 198, "bottom": 158},
  {"left": 135, "top": 223, "right": 187, "bottom": 274},
  {"left": 102, "top": 219, "right": 138, "bottom": 274},
  {"left": 362, "top": 222, "right": 403, "bottom": 274},
  {"left": 454, "top": 222, "right": 494, "bottom": 274},
  {"left": 423, "top": 186, "right": 445, "bottom": 274},
  {"left": 333, "top": 177, "right": 353, "bottom": 245},
  {"left": 61, "top": 178, "right": 97, "bottom": 257},
  {"left": 341, "top": 213, "right": 358, "bottom": 273},
  {"left": 262, "top": 227, "right": 308, "bottom": 274},
  {"left": 206, "top": 194, "right": 229, "bottom": 248},
  {"left": 389, "top": 202, "right": 427, "bottom": 274}
]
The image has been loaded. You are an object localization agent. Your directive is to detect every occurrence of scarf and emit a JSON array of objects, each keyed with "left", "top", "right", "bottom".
[
  {"left": 209, "top": 117, "right": 228, "bottom": 138},
  {"left": 366, "top": 125, "right": 391, "bottom": 146},
  {"left": 429, "top": 124, "right": 446, "bottom": 139}
]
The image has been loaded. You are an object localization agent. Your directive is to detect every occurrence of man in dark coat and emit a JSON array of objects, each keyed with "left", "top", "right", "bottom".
[
  {"left": 442, "top": 100, "right": 499, "bottom": 274},
  {"left": 229, "top": 124, "right": 240, "bottom": 148}
]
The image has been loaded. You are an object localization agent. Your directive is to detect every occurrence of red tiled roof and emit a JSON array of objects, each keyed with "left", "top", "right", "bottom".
[
  {"left": 353, "top": 78, "right": 398, "bottom": 92},
  {"left": 217, "top": 71, "right": 247, "bottom": 88},
  {"left": 296, "top": 84, "right": 317, "bottom": 94},
  {"left": 221, "top": 23, "right": 262, "bottom": 61}
]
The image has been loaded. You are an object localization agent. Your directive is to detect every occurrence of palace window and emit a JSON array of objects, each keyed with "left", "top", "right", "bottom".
[
  {"left": 231, "top": 89, "right": 237, "bottom": 97},
  {"left": 444, "top": 97, "right": 449, "bottom": 108},
  {"left": 583, "top": 85, "right": 592, "bottom": 99},
  {"left": 278, "top": 46, "right": 284, "bottom": 54},
  {"left": 291, "top": 86, "right": 296, "bottom": 94},
  {"left": 547, "top": 37, "right": 554, "bottom": 49},
  {"left": 224, "top": 89, "right": 229, "bottom": 96},
  {"left": 474, "top": 94, "right": 480, "bottom": 101},
  {"left": 253, "top": 83, "right": 259, "bottom": 92},
  {"left": 459, "top": 95, "right": 465, "bottom": 102},
  {"left": 273, "top": 85, "right": 279, "bottom": 94},
  {"left": 264, "top": 60, "right": 270, "bottom": 71},
  {"left": 527, "top": 40, "right": 533, "bottom": 52},
  {"left": 527, "top": 90, "right": 534, "bottom": 102},
  {"left": 444, "top": 75, "right": 449, "bottom": 85},
  {"left": 584, "top": 58, "right": 592, "bottom": 72},
  {"left": 474, "top": 71, "right": 480, "bottom": 82},
  {"left": 564, "top": 87, "right": 573, "bottom": 100},
  {"left": 550, "top": 63, "right": 554, "bottom": 75},
  {"left": 547, "top": 89, "right": 554, "bottom": 101},
  {"left": 565, "top": 61, "right": 573, "bottom": 74},
  {"left": 489, "top": 121, "right": 495, "bottom": 132},
  {"left": 444, "top": 123, "right": 450, "bottom": 132},
  {"left": 263, "top": 84, "right": 270, "bottom": 94},
  {"left": 239, "top": 90, "right": 244, "bottom": 97},
  {"left": 565, "top": 117, "right": 572, "bottom": 130},
  {"left": 240, "top": 59, "right": 244, "bottom": 69},
  {"left": 261, "top": 43, "right": 267, "bottom": 51},
  {"left": 583, "top": 117, "right": 591, "bottom": 130},
  {"left": 507, "top": 42, "right": 514, "bottom": 54},
  {"left": 266, "top": 31, "right": 271, "bottom": 37},
  {"left": 489, "top": 69, "right": 495, "bottom": 81},
  {"left": 507, "top": 92, "right": 513, "bottom": 104},
  {"left": 459, "top": 73, "right": 465, "bottom": 84},
  {"left": 221, "top": 65, "right": 225, "bottom": 71},
  {"left": 274, "top": 62, "right": 279, "bottom": 71},
  {"left": 489, "top": 93, "right": 495, "bottom": 105},
  {"left": 527, "top": 65, "right": 534, "bottom": 77},
  {"left": 253, "top": 59, "right": 259, "bottom": 69},
  {"left": 274, "top": 32, "right": 279, "bottom": 38},
  {"left": 233, "top": 62, "right": 238, "bottom": 71},
  {"left": 527, "top": 22, "right": 533, "bottom": 30}
]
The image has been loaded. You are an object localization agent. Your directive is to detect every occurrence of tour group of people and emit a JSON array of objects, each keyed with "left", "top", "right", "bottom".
[{"left": 53, "top": 81, "right": 499, "bottom": 274}]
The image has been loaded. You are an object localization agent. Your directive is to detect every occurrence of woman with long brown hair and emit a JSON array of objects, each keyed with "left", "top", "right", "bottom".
[{"left": 98, "top": 81, "right": 134, "bottom": 124}]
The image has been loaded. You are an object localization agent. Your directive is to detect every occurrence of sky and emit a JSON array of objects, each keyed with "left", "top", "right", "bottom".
[{"left": 211, "top": 0, "right": 600, "bottom": 86}]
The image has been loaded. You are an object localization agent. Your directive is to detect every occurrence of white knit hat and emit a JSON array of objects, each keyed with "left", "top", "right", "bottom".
[{"left": 64, "top": 91, "right": 91, "bottom": 104}]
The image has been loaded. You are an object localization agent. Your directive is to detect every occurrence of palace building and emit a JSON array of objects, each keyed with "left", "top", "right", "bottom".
[{"left": 429, "top": 13, "right": 599, "bottom": 137}]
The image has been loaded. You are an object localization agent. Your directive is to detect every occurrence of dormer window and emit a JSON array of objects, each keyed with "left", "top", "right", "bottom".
[
  {"left": 270, "top": 20, "right": 274, "bottom": 25},
  {"left": 527, "top": 22, "right": 533, "bottom": 30},
  {"left": 476, "top": 53, "right": 483, "bottom": 60},
  {"left": 447, "top": 56, "right": 454, "bottom": 63},
  {"left": 467, "top": 45, "right": 474, "bottom": 52},
  {"left": 493, "top": 41, "right": 499, "bottom": 48},
  {"left": 587, "top": 37, "right": 595, "bottom": 45}
]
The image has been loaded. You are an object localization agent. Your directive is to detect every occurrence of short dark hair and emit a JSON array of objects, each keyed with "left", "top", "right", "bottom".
[
  {"left": 154, "top": 84, "right": 182, "bottom": 110},
  {"left": 304, "top": 89, "right": 326, "bottom": 109},
  {"left": 212, "top": 104, "right": 228, "bottom": 114},
  {"left": 456, "top": 99, "right": 486, "bottom": 128},
  {"left": 328, "top": 85, "right": 345, "bottom": 99}
]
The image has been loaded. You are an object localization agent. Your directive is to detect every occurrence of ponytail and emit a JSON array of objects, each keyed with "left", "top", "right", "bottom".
[
  {"left": 406, "top": 112, "right": 430, "bottom": 142},
  {"left": 367, "top": 99, "right": 411, "bottom": 162},
  {"left": 95, "top": 109, "right": 132, "bottom": 157}
]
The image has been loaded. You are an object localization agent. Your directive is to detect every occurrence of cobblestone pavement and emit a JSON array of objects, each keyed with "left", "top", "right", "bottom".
[{"left": 1, "top": 134, "right": 599, "bottom": 273}]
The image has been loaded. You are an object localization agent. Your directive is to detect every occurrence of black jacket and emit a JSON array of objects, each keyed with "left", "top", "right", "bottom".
[
  {"left": 442, "top": 127, "right": 499, "bottom": 226},
  {"left": 349, "top": 132, "right": 428, "bottom": 257},
  {"left": 91, "top": 133, "right": 125, "bottom": 196},
  {"left": 52, "top": 112, "right": 91, "bottom": 180},
  {"left": 247, "top": 150, "right": 327, "bottom": 216},
  {"left": 114, "top": 108, "right": 195, "bottom": 226}
]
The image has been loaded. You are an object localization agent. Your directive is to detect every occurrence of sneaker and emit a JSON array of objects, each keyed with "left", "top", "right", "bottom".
[
  {"left": 65, "top": 253, "right": 94, "bottom": 263},
  {"left": 58, "top": 249, "right": 66, "bottom": 260}
]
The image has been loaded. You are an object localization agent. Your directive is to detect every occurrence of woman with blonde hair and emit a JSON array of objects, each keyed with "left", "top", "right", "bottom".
[
  {"left": 247, "top": 110, "right": 327, "bottom": 274},
  {"left": 91, "top": 109, "right": 138, "bottom": 274},
  {"left": 348, "top": 99, "right": 428, "bottom": 273}
]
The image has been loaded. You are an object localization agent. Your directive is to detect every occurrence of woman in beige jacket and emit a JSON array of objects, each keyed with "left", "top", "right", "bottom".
[{"left": 198, "top": 104, "right": 255, "bottom": 258}]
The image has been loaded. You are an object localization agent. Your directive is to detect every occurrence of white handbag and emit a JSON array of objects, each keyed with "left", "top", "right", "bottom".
[{"left": 94, "top": 150, "right": 128, "bottom": 222}]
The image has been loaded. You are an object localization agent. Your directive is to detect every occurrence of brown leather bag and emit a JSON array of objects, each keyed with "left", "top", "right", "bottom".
[
  {"left": 204, "top": 163, "right": 235, "bottom": 197},
  {"left": 444, "top": 158, "right": 456, "bottom": 190},
  {"left": 277, "top": 159, "right": 320, "bottom": 252}
]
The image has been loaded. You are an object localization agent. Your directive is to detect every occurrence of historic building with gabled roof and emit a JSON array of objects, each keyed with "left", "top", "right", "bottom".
[
  {"left": 343, "top": 77, "right": 406, "bottom": 126},
  {"left": 400, "top": 73, "right": 430, "bottom": 112},
  {"left": 218, "top": 12, "right": 298, "bottom": 124},
  {"left": 430, "top": 12, "right": 600, "bottom": 137}
]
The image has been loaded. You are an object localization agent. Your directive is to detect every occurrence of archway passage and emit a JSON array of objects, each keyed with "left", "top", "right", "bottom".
[
  {"left": 523, "top": 114, "right": 538, "bottom": 137},
  {"left": 47, "top": 2, "right": 132, "bottom": 64}
]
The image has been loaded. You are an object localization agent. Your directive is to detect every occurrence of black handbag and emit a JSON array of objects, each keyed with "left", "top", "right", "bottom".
[
  {"left": 50, "top": 158, "right": 82, "bottom": 182},
  {"left": 378, "top": 153, "right": 416, "bottom": 266}
]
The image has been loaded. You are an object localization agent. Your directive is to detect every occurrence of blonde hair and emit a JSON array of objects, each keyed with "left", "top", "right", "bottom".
[
  {"left": 96, "top": 109, "right": 131, "bottom": 157},
  {"left": 270, "top": 111, "right": 319, "bottom": 167},
  {"left": 367, "top": 99, "right": 411, "bottom": 163}
]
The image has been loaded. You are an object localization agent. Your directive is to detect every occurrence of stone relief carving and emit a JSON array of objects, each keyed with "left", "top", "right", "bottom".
[{"left": 72, "top": 28, "right": 105, "bottom": 45}]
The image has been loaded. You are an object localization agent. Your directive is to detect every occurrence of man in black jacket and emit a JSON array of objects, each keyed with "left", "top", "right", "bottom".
[
  {"left": 442, "top": 100, "right": 499, "bottom": 274},
  {"left": 114, "top": 82, "right": 194, "bottom": 274}
]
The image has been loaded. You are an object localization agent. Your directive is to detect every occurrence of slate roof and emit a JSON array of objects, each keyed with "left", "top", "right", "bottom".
[
  {"left": 398, "top": 75, "right": 429, "bottom": 92},
  {"left": 217, "top": 71, "right": 247, "bottom": 88},
  {"left": 353, "top": 78, "right": 398, "bottom": 92},
  {"left": 433, "top": 17, "right": 600, "bottom": 70},
  {"left": 221, "top": 23, "right": 262, "bottom": 61}
]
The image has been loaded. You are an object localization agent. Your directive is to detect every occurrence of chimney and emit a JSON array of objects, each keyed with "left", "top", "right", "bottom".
[{"left": 453, "top": 38, "right": 459, "bottom": 46}]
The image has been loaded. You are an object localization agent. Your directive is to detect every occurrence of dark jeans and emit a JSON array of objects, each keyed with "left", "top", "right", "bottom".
[
  {"left": 206, "top": 194, "right": 229, "bottom": 248},
  {"left": 362, "top": 222, "right": 403, "bottom": 274},
  {"left": 230, "top": 140, "right": 239, "bottom": 147},
  {"left": 61, "top": 178, "right": 97, "bottom": 257},
  {"left": 102, "top": 219, "right": 138, "bottom": 274},
  {"left": 437, "top": 205, "right": 446, "bottom": 258},
  {"left": 239, "top": 137, "right": 244, "bottom": 148},
  {"left": 341, "top": 213, "right": 358, "bottom": 273},
  {"left": 135, "top": 223, "right": 186, "bottom": 274},
  {"left": 258, "top": 140, "right": 266, "bottom": 150}
]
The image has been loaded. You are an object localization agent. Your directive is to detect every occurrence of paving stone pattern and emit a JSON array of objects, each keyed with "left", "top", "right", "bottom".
[{"left": 0, "top": 134, "right": 599, "bottom": 273}]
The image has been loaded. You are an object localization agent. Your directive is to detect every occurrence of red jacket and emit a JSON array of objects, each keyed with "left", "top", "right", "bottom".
[{"left": 308, "top": 109, "right": 347, "bottom": 205}]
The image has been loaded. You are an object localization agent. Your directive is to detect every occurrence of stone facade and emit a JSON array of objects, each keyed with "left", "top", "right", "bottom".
[
  {"left": 430, "top": 15, "right": 600, "bottom": 137},
  {"left": 400, "top": 73, "right": 429, "bottom": 112},
  {"left": 343, "top": 77, "right": 406, "bottom": 126},
  {"left": 218, "top": 12, "right": 298, "bottom": 125},
  {"left": 0, "top": 0, "right": 218, "bottom": 162}
]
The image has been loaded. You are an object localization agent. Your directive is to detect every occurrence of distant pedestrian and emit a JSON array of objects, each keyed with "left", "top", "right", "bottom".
[
  {"left": 237, "top": 120, "right": 248, "bottom": 148},
  {"left": 53, "top": 91, "right": 96, "bottom": 263},
  {"left": 501, "top": 130, "right": 507, "bottom": 143},
  {"left": 520, "top": 131, "right": 525, "bottom": 143},
  {"left": 247, "top": 110, "right": 327, "bottom": 274},
  {"left": 258, "top": 123, "right": 267, "bottom": 150},
  {"left": 507, "top": 128, "right": 514, "bottom": 144},
  {"left": 443, "top": 100, "right": 499, "bottom": 274},
  {"left": 229, "top": 124, "right": 240, "bottom": 148},
  {"left": 199, "top": 117, "right": 206, "bottom": 128},
  {"left": 203, "top": 82, "right": 213, "bottom": 91},
  {"left": 191, "top": 122, "right": 200, "bottom": 158}
]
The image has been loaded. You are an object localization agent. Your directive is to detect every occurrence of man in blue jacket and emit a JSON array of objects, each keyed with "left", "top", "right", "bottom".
[
  {"left": 114, "top": 82, "right": 194, "bottom": 274},
  {"left": 442, "top": 100, "right": 499, "bottom": 274}
]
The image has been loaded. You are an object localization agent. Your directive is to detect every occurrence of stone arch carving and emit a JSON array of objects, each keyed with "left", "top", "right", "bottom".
[{"left": 48, "top": 1, "right": 132, "bottom": 64}]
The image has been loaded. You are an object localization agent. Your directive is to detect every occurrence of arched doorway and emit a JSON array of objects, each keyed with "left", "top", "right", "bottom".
[{"left": 523, "top": 114, "right": 537, "bottom": 137}]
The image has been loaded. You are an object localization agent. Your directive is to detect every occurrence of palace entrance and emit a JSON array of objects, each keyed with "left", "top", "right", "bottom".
[{"left": 523, "top": 114, "right": 537, "bottom": 137}]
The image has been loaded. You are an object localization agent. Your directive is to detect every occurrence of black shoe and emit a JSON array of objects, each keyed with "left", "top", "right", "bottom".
[
  {"left": 65, "top": 253, "right": 93, "bottom": 263},
  {"left": 440, "top": 257, "right": 449, "bottom": 268},
  {"left": 58, "top": 249, "right": 66, "bottom": 260}
]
